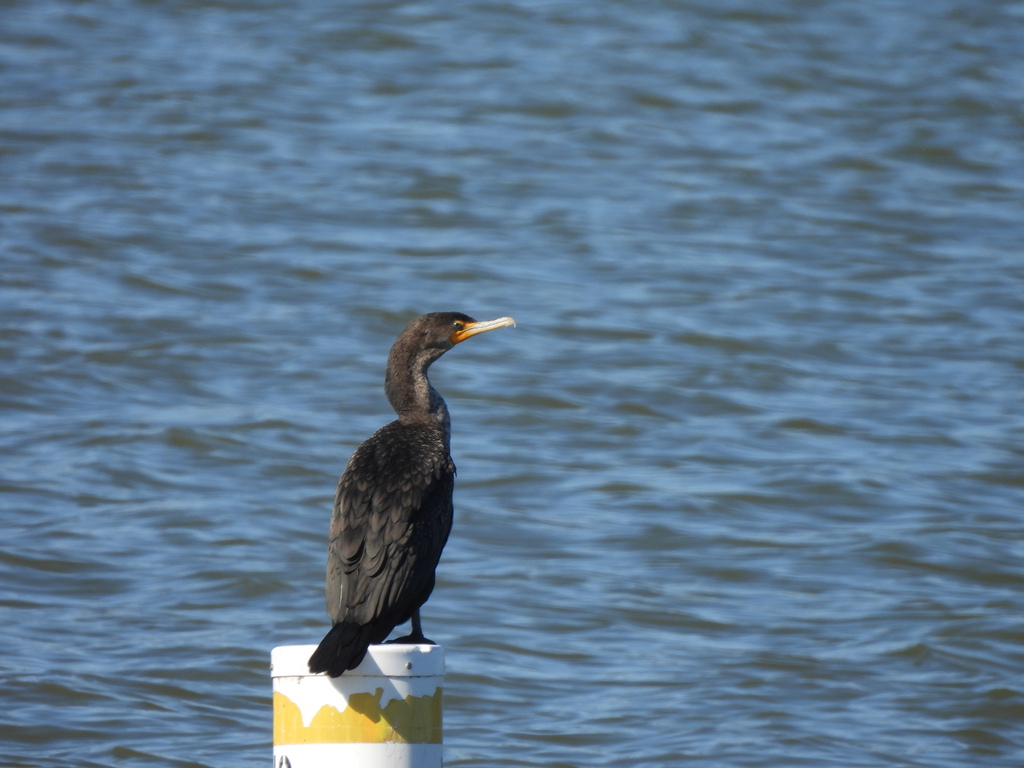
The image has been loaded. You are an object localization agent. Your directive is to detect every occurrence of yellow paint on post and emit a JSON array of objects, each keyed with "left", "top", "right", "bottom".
[{"left": 273, "top": 688, "right": 443, "bottom": 745}]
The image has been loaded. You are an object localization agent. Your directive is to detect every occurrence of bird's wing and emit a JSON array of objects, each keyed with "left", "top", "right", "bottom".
[{"left": 325, "top": 422, "right": 455, "bottom": 629}]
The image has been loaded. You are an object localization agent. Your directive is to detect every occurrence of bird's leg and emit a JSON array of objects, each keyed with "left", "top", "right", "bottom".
[
  {"left": 388, "top": 608, "right": 436, "bottom": 645},
  {"left": 410, "top": 608, "right": 426, "bottom": 640}
]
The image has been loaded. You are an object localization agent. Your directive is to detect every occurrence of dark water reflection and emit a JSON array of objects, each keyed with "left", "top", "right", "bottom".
[{"left": 2, "top": 0, "right": 1024, "bottom": 766}]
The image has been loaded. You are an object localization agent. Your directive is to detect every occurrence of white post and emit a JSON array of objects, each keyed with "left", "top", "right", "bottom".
[{"left": 271, "top": 644, "right": 444, "bottom": 768}]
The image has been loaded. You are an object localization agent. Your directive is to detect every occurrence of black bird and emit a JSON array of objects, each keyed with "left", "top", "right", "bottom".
[{"left": 308, "top": 312, "right": 516, "bottom": 677}]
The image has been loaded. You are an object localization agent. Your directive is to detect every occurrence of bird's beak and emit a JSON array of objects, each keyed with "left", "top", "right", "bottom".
[{"left": 451, "top": 316, "right": 517, "bottom": 344}]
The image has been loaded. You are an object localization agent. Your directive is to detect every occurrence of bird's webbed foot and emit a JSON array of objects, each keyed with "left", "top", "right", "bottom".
[
  {"left": 388, "top": 609, "right": 435, "bottom": 645},
  {"left": 387, "top": 633, "right": 436, "bottom": 645}
]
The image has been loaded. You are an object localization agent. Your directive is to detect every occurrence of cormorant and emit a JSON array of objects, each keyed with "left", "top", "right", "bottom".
[{"left": 308, "top": 312, "right": 516, "bottom": 677}]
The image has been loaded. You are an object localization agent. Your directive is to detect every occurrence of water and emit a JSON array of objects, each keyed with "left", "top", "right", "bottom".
[{"left": 2, "top": 0, "right": 1024, "bottom": 765}]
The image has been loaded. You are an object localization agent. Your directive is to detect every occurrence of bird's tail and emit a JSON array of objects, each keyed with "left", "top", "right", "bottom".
[{"left": 308, "top": 622, "right": 375, "bottom": 677}]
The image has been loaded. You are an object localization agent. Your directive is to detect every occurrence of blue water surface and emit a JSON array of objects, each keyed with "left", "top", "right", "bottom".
[{"left": 2, "top": 1, "right": 1023, "bottom": 766}]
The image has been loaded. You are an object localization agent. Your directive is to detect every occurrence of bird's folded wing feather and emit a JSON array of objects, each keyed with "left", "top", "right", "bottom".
[{"left": 325, "top": 422, "right": 455, "bottom": 625}]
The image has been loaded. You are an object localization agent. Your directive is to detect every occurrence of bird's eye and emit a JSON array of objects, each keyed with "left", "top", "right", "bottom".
[{"left": 452, "top": 322, "right": 464, "bottom": 331}]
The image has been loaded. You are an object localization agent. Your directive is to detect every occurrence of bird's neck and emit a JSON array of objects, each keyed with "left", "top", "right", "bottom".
[{"left": 385, "top": 355, "right": 452, "bottom": 444}]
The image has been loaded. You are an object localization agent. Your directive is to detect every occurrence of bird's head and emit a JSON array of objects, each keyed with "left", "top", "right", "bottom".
[{"left": 398, "top": 312, "right": 516, "bottom": 354}]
